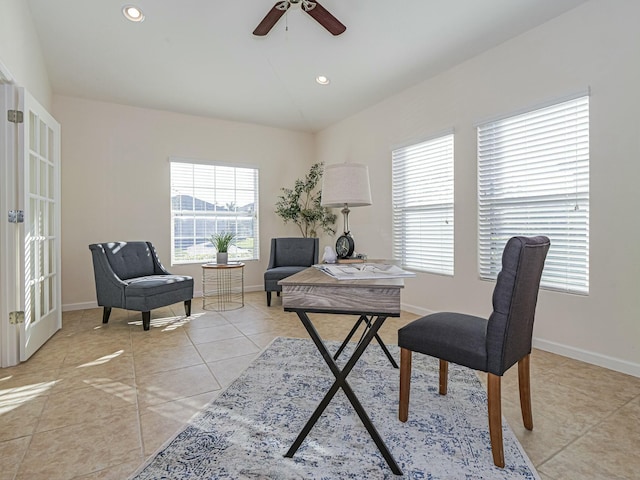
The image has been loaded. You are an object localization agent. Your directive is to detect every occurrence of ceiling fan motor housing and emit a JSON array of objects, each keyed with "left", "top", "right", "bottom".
[{"left": 280, "top": 0, "right": 317, "bottom": 11}]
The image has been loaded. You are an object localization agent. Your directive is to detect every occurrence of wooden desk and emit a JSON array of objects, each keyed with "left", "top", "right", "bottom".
[
  {"left": 279, "top": 267, "right": 404, "bottom": 475},
  {"left": 279, "top": 266, "right": 403, "bottom": 314}
]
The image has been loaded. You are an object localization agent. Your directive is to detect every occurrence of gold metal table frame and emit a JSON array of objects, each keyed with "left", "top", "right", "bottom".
[{"left": 201, "top": 262, "right": 245, "bottom": 311}]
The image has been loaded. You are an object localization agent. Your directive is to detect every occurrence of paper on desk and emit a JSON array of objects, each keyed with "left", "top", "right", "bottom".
[{"left": 314, "top": 263, "right": 416, "bottom": 280}]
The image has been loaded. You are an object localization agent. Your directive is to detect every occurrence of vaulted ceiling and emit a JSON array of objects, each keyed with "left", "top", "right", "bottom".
[{"left": 26, "top": 0, "right": 587, "bottom": 132}]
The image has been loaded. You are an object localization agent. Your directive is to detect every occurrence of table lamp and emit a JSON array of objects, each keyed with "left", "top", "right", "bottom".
[{"left": 321, "top": 163, "right": 372, "bottom": 259}]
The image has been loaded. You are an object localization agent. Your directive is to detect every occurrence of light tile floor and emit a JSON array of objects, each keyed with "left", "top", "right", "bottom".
[{"left": 1, "top": 291, "right": 638, "bottom": 479}]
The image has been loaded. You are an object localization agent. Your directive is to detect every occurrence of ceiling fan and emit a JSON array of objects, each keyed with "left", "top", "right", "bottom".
[{"left": 253, "top": 0, "right": 346, "bottom": 36}]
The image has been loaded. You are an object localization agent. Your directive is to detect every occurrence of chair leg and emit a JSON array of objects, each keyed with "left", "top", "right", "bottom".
[
  {"left": 487, "top": 373, "right": 505, "bottom": 468},
  {"left": 266, "top": 291, "right": 272, "bottom": 306},
  {"left": 518, "top": 354, "right": 533, "bottom": 430},
  {"left": 142, "top": 311, "right": 151, "bottom": 331},
  {"left": 184, "top": 299, "right": 191, "bottom": 317},
  {"left": 439, "top": 359, "right": 448, "bottom": 395},
  {"left": 399, "top": 348, "right": 412, "bottom": 422},
  {"left": 102, "top": 307, "right": 111, "bottom": 324}
]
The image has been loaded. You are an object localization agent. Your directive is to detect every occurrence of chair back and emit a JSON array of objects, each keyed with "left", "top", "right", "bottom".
[
  {"left": 89, "top": 241, "right": 161, "bottom": 280},
  {"left": 486, "top": 236, "right": 550, "bottom": 375},
  {"left": 268, "top": 237, "right": 319, "bottom": 269}
]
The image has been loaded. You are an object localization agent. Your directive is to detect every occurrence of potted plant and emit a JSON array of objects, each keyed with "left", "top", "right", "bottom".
[
  {"left": 210, "top": 232, "right": 235, "bottom": 264},
  {"left": 275, "top": 162, "right": 337, "bottom": 238}
]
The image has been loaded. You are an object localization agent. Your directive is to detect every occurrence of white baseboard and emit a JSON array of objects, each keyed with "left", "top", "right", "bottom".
[
  {"left": 533, "top": 338, "right": 640, "bottom": 378},
  {"left": 401, "top": 302, "right": 639, "bottom": 378},
  {"left": 400, "top": 302, "right": 435, "bottom": 317},
  {"left": 62, "top": 285, "right": 267, "bottom": 312},
  {"left": 63, "top": 301, "right": 98, "bottom": 311}
]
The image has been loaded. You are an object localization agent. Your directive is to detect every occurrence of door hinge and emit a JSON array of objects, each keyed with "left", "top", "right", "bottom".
[
  {"left": 9, "top": 311, "right": 25, "bottom": 324},
  {"left": 7, "top": 109, "right": 23, "bottom": 124},
  {"left": 8, "top": 210, "right": 24, "bottom": 223}
]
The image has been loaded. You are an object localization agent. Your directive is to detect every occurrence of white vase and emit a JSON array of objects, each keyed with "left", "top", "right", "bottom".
[{"left": 216, "top": 252, "right": 228, "bottom": 264}]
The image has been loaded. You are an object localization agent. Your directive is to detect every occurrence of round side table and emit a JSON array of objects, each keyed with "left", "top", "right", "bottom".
[{"left": 202, "top": 262, "right": 245, "bottom": 311}]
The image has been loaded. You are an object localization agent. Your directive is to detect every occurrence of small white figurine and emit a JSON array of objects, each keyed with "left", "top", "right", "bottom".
[{"left": 322, "top": 245, "right": 337, "bottom": 264}]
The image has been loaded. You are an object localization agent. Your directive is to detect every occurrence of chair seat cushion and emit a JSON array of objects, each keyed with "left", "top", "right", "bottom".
[
  {"left": 125, "top": 275, "right": 194, "bottom": 297},
  {"left": 264, "top": 266, "right": 307, "bottom": 282},
  {"left": 398, "top": 312, "right": 489, "bottom": 371}
]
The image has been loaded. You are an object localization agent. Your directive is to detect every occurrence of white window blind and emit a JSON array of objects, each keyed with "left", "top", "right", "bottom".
[
  {"left": 477, "top": 95, "right": 589, "bottom": 294},
  {"left": 170, "top": 159, "right": 259, "bottom": 264},
  {"left": 392, "top": 134, "right": 454, "bottom": 275}
]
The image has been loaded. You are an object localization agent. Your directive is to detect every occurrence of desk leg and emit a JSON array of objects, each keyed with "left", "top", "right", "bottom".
[
  {"left": 334, "top": 315, "right": 399, "bottom": 369},
  {"left": 363, "top": 315, "right": 399, "bottom": 369},
  {"left": 332, "top": 315, "right": 365, "bottom": 360},
  {"left": 285, "top": 311, "right": 403, "bottom": 476}
]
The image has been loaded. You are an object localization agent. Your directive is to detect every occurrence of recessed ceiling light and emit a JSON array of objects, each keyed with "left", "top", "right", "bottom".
[
  {"left": 122, "top": 5, "right": 145, "bottom": 22},
  {"left": 316, "top": 75, "right": 330, "bottom": 85}
]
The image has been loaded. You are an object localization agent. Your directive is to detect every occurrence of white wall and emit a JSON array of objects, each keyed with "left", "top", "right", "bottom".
[
  {"left": 53, "top": 95, "right": 315, "bottom": 308},
  {"left": 316, "top": 0, "right": 640, "bottom": 376},
  {"left": 0, "top": 0, "right": 51, "bottom": 107}
]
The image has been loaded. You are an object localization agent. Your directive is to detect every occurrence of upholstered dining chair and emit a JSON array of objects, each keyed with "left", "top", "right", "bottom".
[
  {"left": 398, "top": 235, "right": 550, "bottom": 467},
  {"left": 264, "top": 237, "right": 319, "bottom": 306}
]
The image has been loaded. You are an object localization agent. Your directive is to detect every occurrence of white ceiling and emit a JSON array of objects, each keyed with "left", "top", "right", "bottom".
[{"left": 26, "top": 0, "right": 587, "bottom": 133}]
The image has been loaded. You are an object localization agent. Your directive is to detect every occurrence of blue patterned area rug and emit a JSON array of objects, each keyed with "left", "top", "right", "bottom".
[{"left": 130, "top": 337, "right": 539, "bottom": 479}]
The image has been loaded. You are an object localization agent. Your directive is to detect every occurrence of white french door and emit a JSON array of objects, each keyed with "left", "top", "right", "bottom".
[{"left": 0, "top": 85, "right": 61, "bottom": 366}]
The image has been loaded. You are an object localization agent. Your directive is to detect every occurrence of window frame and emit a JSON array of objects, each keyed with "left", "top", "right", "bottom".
[{"left": 169, "top": 157, "right": 259, "bottom": 265}]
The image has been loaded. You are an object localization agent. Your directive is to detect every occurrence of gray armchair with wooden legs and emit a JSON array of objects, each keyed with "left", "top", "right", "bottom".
[{"left": 398, "top": 235, "right": 550, "bottom": 467}]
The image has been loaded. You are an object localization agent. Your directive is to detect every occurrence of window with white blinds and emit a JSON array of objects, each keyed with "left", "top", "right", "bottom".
[
  {"left": 392, "top": 134, "right": 454, "bottom": 275},
  {"left": 477, "top": 95, "right": 589, "bottom": 294},
  {"left": 170, "top": 159, "right": 259, "bottom": 264}
]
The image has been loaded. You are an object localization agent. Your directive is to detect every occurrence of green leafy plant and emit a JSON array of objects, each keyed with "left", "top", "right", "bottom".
[
  {"left": 275, "top": 162, "right": 337, "bottom": 238},
  {"left": 210, "top": 232, "right": 235, "bottom": 253}
]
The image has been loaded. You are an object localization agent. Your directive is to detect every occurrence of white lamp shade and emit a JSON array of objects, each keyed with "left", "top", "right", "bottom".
[{"left": 321, "top": 163, "right": 372, "bottom": 207}]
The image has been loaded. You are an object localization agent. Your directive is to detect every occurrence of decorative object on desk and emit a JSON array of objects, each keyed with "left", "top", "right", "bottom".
[
  {"left": 275, "top": 162, "right": 337, "bottom": 238},
  {"left": 322, "top": 245, "right": 337, "bottom": 263},
  {"left": 337, "top": 257, "right": 365, "bottom": 263},
  {"left": 336, "top": 235, "right": 355, "bottom": 259},
  {"left": 210, "top": 232, "right": 235, "bottom": 264},
  {"left": 321, "top": 162, "right": 372, "bottom": 259},
  {"left": 129, "top": 338, "right": 539, "bottom": 480}
]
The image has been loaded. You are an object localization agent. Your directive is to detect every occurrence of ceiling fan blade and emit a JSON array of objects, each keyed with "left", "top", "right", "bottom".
[
  {"left": 253, "top": 2, "right": 290, "bottom": 36},
  {"left": 304, "top": 1, "right": 346, "bottom": 36}
]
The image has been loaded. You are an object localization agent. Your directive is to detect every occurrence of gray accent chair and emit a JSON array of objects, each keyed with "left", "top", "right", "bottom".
[
  {"left": 264, "top": 237, "right": 319, "bottom": 306},
  {"left": 89, "top": 241, "right": 194, "bottom": 330},
  {"left": 398, "top": 236, "right": 550, "bottom": 467}
]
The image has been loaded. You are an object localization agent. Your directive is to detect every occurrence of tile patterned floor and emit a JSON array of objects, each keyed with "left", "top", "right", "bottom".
[{"left": 1, "top": 291, "right": 638, "bottom": 479}]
